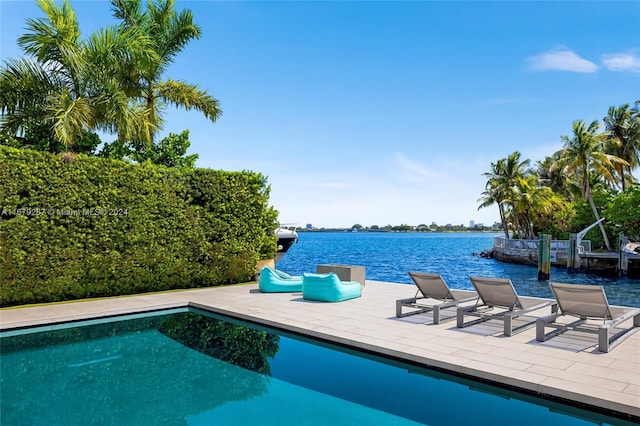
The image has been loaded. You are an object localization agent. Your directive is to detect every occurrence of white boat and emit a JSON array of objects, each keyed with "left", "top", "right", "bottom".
[{"left": 275, "top": 224, "right": 298, "bottom": 263}]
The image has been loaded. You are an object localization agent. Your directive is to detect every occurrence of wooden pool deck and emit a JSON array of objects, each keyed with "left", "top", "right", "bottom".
[{"left": 1, "top": 280, "right": 639, "bottom": 421}]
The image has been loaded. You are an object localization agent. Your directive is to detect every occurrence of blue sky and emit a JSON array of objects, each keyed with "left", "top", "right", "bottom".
[{"left": 2, "top": 1, "right": 639, "bottom": 228}]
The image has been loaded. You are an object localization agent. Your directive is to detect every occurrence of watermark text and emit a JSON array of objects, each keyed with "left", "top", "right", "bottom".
[{"left": 1, "top": 207, "right": 128, "bottom": 217}]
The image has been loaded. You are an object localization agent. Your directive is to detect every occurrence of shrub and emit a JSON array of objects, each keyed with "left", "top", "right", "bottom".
[{"left": 0, "top": 146, "right": 279, "bottom": 306}]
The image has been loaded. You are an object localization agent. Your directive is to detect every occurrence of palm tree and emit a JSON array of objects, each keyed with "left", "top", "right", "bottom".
[
  {"left": 551, "top": 120, "right": 628, "bottom": 251},
  {"left": 0, "top": 0, "right": 86, "bottom": 146},
  {"left": 508, "top": 174, "right": 565, "bottom": 239},
  {"left": 0, "top": 57, "right": 54, "bottom": 139},
  {"left": 478, "top": 151, "right": 530, "bottom": 239},
  {"left": 82, "top": 25, "right": 158, "bottom": 144},
  {"left": 603, "top": 104, "right": 640, "bottom": 191},
  {"left": 535, "top": 153, "right": 581, "bottom": 201},
  {"left": 0, "top": 0, "right": 152, "bottom": 148},
  {"left": 110, "top": 0, "right": 222, "bottom": 149},
  {"left": 478, "top": 172, "right": 510, "bottom": 239}
]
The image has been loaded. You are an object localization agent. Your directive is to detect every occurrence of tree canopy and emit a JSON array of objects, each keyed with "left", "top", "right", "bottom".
[
  {"left": 479, "top": 101, "right": 639, "bottom": 248},
  {"left": 0, "top": 0, "right": 221, "bottom": 164}
]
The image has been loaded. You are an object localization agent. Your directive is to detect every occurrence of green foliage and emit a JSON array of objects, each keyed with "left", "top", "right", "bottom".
[
  {"left": 568, "top": 189, "right": 617, "bottom": 250},
  {"left": 146, "top": 130, "right": 198, "bottom": 168},
  {"left": 604, "top": 184, "right": 640, "bottom": 240},
  {"left": 183, "top": 167, "right": 279, "bottom": 264},
  {"left": 97, "top": 138, "right": 135, "bottom": 161},
  {"left": 0, "top": 131, "right": 22, "bottom": 148},
  {"left": 391, "top": 224, "right": 413, "bottom": 232},
  {"left": 0, "top": 120, "right": 100, "bottom": 154},
  {"left": 109, "top": 0, "right": 222, "bottom": 145},
  {"left": 481, "top": 101, "right": 638, "bottom": 244},
  {"left": 535, "top": 202, "right": 575, "bottom": 240},
  {"left": 0, "top": 146, "right": 279, "bottom": 306},
  {"left": 1, "top": 0, "right": 220, "bottom": 151},
  {"left": 100, "top": 130, "right": 199, "bottom": 168}
]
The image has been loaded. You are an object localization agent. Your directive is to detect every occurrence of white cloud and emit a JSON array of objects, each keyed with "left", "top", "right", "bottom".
[
  {"left": 601, "top": 52, "right": 640, "bottom": 73},
  {"left": 526, "top": 48, "right": 599, "bottom": 73}
]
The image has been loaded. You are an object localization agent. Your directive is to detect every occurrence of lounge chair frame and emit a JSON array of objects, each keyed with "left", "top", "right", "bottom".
[
  {"left": 396, "top": 272, "right": 477, "bottom": 324},
  {"left": 457, "top": 276, "right": 557, "bottom": 337},
  {"left": 536, "top": 282, "right": 640, "bottom": 352}
]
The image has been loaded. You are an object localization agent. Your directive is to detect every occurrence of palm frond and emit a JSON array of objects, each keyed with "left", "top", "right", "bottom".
[
  {"left": 19, "top": 0, "right": 82, "bottom": 72},
  {"left": 155, "top": 79, "right": 222, "bottom": 121},
  {"left": 48, "top": 90, "right": 93, "bottom": 147}
]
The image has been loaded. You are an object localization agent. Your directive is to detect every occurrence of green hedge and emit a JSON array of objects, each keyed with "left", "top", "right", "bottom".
[{"left": 0, "top": 146, "right": 278, "bottom": 306}]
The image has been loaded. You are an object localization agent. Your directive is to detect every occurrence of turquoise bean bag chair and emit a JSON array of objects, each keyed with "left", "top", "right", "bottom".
[
  {"left": 302, "top": 272, "right": 362, "bottom": 302},
  {"left": 259, "top": 267, "right": 303, "bottom": 293}
]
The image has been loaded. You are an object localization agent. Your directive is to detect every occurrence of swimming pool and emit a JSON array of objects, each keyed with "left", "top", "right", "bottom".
[{"left": 0, "top": 308, "right": 633, "bottom": 425}]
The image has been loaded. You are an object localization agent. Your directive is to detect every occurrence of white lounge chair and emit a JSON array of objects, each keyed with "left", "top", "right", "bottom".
[
  {"left": 396, "top": 272, "right": 478, "bottom": 324},
  {"left": 536, "top": 282, "right": 640, "bottom": 352},
  {"left": 457, "top": 276, "right": 557, "bottom": 336}
]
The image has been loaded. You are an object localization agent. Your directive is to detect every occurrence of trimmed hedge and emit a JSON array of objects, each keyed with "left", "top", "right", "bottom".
[{"left": 0, "top": 146, "right": 278, "bottom": 306}]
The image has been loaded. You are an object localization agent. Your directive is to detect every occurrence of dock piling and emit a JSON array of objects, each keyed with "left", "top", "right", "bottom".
[
  {"left": 567, "top": 233, "right": 580, "bottom": 273},
  {"left": 538, "top": 234, "right": 551, "bottom": 281}
]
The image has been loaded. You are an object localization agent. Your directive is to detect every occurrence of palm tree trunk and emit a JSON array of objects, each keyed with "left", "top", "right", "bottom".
[
  {"left": 617, "top": 164, "right": 626, "bottom": 192},
  {"left": 525, "top": 211, "right": 535, "bottom": 239},
  {"left": 499, "top": 203, "right": 509, "bottom": 239}
]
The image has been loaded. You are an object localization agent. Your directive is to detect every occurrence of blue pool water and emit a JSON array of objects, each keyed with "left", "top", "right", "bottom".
[
  {"left": 277, "top": 232, "right": 640, "bottom": 307},
  {"left": 0, "top": 309, "right": 633, "bottom": 425}
]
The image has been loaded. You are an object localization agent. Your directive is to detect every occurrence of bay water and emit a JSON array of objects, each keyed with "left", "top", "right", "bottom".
[{"left": 276, "top": 232, "right": 640, "bottom": 307}]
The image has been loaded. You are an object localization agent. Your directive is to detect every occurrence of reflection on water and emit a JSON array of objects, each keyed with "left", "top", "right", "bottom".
[
  {"left": 0, "top": 313, "right": 280, "bottom": 425},
  {"left": 159, "top": 312, "right": 280, "bottom": 375}
]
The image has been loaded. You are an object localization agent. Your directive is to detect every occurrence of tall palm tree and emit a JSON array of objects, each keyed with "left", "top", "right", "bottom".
[
  {"left": 551, "top": 120, "right": 628, "bottom": 251},
  {"left": 478, "top": 151, "right": 530, "bottom": 239},
  {"left": 478, "top": 168, "right": 510, "bottom": 239},
  {"left": 110, "top": 0, "right": 222, "bottom": 148},
  {"left": 0, "top": 0, "right": 152, "bottom": 148},
  {"left": 603, "top": 104, "right": 640, "bottom": 191}
]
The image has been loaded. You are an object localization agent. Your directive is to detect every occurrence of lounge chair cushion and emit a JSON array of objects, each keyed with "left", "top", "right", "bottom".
[
  {"left": 302, "top": 272, "right": 362, "bottom": 302},
  {"left": 258, "top": 267, "right": 303, "bottom": 293}
]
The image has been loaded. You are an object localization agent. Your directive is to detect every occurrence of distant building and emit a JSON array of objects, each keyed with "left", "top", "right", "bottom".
[
  {"left": 470, "top": 220, "right": 475, "bottom": 228},
  {"left": 306, "top": 224, "right": 312, "bottom": 229}
]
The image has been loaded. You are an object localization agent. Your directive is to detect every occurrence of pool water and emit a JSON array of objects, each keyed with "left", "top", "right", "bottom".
[{"left": 0, "top": 309, "right": 633, "bottom": 425}]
